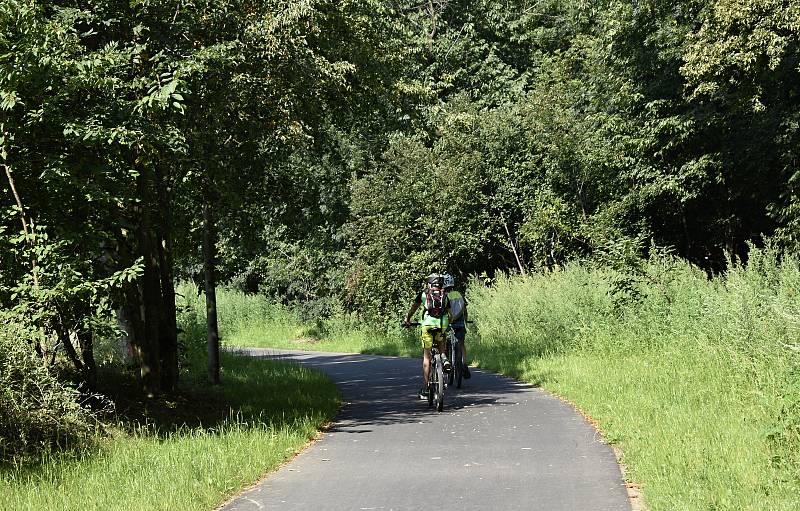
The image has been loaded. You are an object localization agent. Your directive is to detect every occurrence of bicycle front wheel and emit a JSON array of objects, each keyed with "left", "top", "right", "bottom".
[{"left": 427, "top": 365, "right": 435, "bottom": 407}]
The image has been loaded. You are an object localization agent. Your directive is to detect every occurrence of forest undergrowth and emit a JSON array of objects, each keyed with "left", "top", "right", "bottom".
[{"left": 217, "top": 246, "right": 800, "bottom": 511}]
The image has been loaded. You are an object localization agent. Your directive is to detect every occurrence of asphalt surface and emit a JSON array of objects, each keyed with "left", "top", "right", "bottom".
[{"left": 223, "top": 349, "right": 631, "bottom": 511}]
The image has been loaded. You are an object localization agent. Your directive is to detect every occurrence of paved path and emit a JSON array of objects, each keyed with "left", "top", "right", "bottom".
[{"left": 223, "top": 349, "right": 630, "bottom": 511}]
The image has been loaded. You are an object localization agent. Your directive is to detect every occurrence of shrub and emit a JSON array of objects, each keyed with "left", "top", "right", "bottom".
[{"left": 0, "top": 316, "right": 99, "bottom": 460}]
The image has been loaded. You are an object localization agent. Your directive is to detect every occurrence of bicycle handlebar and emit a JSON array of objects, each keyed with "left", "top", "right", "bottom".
[{"left": 402, "top": 320, "right": 473, "bottom": 327}]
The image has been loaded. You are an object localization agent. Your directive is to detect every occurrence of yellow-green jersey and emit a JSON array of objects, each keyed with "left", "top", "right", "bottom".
[{"left": 413, "top": 289, "right": 450, "bottom": 329}]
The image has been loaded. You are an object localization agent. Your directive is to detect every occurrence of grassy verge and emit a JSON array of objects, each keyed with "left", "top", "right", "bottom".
[
  {"left": 212, "top": 248, "right": 800, "bottom": 510},
  {"left": 0, "top": 336, "right": 339, "bottom": 510},
  {"left": 466, "top": 252, "right": 800, "bottom": 510}
]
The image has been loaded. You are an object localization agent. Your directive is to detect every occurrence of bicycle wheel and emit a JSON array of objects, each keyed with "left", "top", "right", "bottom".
[
  {"left": 454, "top": 342, "right": 463, "bottom": 389},
  {"left": 427, "top": 361, "right": 435, "bottom": 407},
  {"left": 447, "top": 341, "right": 455, "bottom": 387},
  {"left": 434, "top": 357, "right": 445, "bottom": 412}
]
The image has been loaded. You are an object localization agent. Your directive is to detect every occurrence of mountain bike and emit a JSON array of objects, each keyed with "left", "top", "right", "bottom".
[{"left": 404, "top": 322, "right": 446, "bottom": 412}]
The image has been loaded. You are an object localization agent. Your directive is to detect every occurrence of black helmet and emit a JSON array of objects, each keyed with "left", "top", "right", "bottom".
[{"left": 426, "top": 273, "right": 443, "bottom": 286}]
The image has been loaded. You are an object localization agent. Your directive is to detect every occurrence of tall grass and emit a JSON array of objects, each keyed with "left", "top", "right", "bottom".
[
  {"left": 0, "top": 308, "right": 340, "bottom": 511},
  {"left": 180, "top": 282, "right": 417, "bottom": 356},
  {"left": 467, "top": 248, "right": 800, "bottom": 510}
]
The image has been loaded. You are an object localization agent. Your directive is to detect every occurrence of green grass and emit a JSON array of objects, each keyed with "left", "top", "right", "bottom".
[
  {"left": 176, "top": 282, "right": 417, "bottom": 356},
  {"left": 0, "top": 349, "right": 339, "bottom": 510},
  {"left": 465, "top": 251, "right": 800, "bottom": 510},
  {"left": 208, "top": 247, "right": 800, "bottom": 510}
]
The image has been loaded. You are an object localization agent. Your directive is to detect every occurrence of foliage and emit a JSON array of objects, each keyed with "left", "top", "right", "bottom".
[{"left": 0, "top": 317, "right": 100, "bottom": 459}]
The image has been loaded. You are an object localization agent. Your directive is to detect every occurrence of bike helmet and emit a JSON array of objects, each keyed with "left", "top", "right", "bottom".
[
  {"left": 442, "top": 273, "right": 455, "bottom": 288},
  {"left": 426, "top": 273, "right": 443, "bottom": 286}
]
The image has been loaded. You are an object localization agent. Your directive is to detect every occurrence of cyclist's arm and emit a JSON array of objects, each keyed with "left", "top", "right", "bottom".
[
  {"left": 404, "top": 303, "right": 420, "bottom": 323},
  {"left": 404, "top": 294, "right": 422, "bottom": 324}
]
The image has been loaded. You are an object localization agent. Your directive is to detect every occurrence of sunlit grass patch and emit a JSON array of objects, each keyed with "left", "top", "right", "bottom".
[
  {"left": 0, "top": 352, "right": 339, "bottom": 511},
  {"left": 192, "top": 284, "right": 417, "bottom": 356},
  {"left": 525, "top": 349, "right": 797, "bottom": 510}
]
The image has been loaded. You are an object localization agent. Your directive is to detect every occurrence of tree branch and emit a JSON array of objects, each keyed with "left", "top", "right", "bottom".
[
  {"left": 503, "top": 219, "right": 526, "bottom": 275},
  {"left": 3, "top": 160, "right": 39, "bottom": 288}
]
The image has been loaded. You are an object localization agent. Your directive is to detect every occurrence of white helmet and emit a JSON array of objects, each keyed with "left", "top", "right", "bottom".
[{"left": 442, "top": 273, "right": 455, "bottom": 288}]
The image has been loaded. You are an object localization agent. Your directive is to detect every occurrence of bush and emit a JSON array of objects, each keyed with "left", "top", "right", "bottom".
[{"left": 0, "top": 316, "right": 99, "bottom": 460}]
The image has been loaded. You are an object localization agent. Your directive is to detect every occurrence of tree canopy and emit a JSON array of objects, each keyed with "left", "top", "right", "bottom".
[{"left": 2, "top": 0, "right": 799, "bottom": 395}]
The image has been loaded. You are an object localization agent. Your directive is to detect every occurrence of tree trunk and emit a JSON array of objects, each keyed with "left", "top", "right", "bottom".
[
  {"left": 3, "top": 159, "right": 47, "bottom": 358},
  {"left": 155, "top": 164, "right": 178, "bottom": 391},
  {"left": 54, "top": 309, "right": 84, "bottom": 373},
  {"left": 121, "top": 280, "right": 145, "bottom": 364},
  {"left": 425, "top": 0, "right": 443, "bottom": 60},
  {"left": 203, "top": 189, "right": 220, "bottom": 385},
  {"left": 2, "top": 161, "right": 39, "bottom": 289},
  {"left": 137, "top": 164, "right": 163, "bottom": 396},
  {"left": 503, "top": 220, "right": 526, "bottom": 275},
  {"left": 78, "top": 329, "right": 97, "bottom": 387}
]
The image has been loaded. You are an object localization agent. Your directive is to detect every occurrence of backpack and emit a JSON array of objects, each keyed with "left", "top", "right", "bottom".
[
  {"left": 448, "top": 291, "right": 465, "bottom": 323},
  {"left": 424, "top": 284, "right": 447, "bottom": 320}
]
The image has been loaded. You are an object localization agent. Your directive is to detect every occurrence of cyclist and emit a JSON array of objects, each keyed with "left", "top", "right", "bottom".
[
  {"left": 443, "top": 273, "right": 470, "bottom": 379},
  {"left": 403, "top": 273, "right": 452, "bottom": 400}
]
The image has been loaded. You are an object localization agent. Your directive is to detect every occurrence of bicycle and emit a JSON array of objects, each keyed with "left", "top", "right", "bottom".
[{"left": 404, "top": 322, "right": 446, "bottom": 412}]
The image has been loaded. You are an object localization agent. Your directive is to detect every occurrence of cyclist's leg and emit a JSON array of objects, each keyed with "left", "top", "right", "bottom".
[
  {"left": 455, "top": 327, "right": 467, "bottom": 364},
  {"left": 422, "top": 348, "right": 431, "bottom": 386},
  {"left": 435, "top": 330, "right": 450, "bottom": 372},
  {"left": 455, "top": 326, "right": 470, "bottom": 377},
  {"left": 421, "top": 327, "right": 435, "bottom": 390}
]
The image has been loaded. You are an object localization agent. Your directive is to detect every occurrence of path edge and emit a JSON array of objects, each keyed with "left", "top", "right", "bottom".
[{"left": 534, "top": 384, "right": 647, "bottom": 511}]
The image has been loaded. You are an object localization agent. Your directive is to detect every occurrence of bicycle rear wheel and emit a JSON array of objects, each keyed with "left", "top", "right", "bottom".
[
  {"left": 434, "top": 357, "right": 445, "bottom": 412},
  {"left": 447, "top": 341, "right": 455, "bottom": 387},
  {"left": 454, "top": 342, "right": 463, "bottom": 389},
  {"left": 427, "top": 362, "right": 435, "bottom": 407}
]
